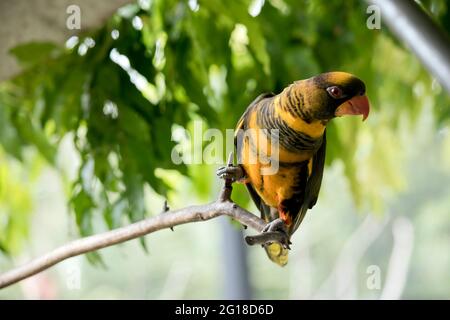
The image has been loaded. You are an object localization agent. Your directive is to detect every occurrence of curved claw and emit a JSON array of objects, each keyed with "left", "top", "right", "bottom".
[
  {"left": 262, "top": 218, "right": 288, "bottom": 234},
  {"left": 216, "top": 165, "right": 246, "bottom": 182}
]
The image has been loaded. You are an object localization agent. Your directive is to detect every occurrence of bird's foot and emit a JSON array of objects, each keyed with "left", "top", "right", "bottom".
[
  {"left": 262, "top": 218, "right": 287, "bottom": 233},
  {"left": 216, "top": 165, "right": 247, "bottom": 183},
  {"left": 262, "top": 218, "right": 291, "bottom": 249}
]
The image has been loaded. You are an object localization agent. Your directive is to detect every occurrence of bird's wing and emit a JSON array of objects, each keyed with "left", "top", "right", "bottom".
[
  {"left": 235, "top": 92, "right": 275, "bottom": 221},
  {"left": 234, "top": 92, "right": 274, "bottom": 135},
  {"left": 290, "top": 131, "right": 327, "bottom": 234}
]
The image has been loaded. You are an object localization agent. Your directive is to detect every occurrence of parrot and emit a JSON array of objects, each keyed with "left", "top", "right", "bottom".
[{"left": 217, "top": 71, "right": 370, "bottom": 266}]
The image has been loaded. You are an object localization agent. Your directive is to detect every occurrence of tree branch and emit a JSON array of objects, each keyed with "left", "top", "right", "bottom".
[{"left": 0, "top": 153, "right": 287, "bottom": 289}]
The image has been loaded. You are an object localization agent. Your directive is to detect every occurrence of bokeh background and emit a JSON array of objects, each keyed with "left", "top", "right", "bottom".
[{"left": 0, "top": 0, "right": 449, "bottom": 299}]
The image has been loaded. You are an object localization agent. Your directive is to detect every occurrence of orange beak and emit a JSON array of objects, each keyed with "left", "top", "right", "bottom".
[{"left": 335, "top": 95, "right": 370, "bottom": 121}]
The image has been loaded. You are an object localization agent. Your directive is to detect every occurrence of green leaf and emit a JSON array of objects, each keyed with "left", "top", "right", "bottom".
[
  {"left": 12, "top": 113, "right": 56, "bottom": 163},
  {"left": 9, "top": 42, "right": 60, "bottom": 67}
]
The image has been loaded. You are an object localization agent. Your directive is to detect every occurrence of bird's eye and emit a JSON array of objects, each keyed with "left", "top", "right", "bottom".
[{"left": 327, "top": 86, "right": 344, "bottom": 99}]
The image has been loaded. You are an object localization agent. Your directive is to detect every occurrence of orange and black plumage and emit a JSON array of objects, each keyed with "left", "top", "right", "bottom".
[{"left": 232, "top": 72, "right": 370, "bottom": 266}]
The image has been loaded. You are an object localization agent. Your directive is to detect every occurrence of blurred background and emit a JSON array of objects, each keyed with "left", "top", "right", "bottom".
[{"left": 0, "top": 0, "right": 449, "bottom": 299}]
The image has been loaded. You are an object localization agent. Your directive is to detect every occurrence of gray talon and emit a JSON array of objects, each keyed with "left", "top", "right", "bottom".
[
  {"left": 216, "top": 165, "right": 245, "bottom": 182},
  {"left": 262, "top": 218, "right": 287, "bottom": 233}
]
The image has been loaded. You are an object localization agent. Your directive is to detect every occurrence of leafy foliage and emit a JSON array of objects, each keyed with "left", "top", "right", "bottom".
[{"left": 0, "top": 0, "right": 449, "bottom": 254}]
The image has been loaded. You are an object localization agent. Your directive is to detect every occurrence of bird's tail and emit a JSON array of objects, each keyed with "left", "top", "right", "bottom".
[{"left": 264, "top": 242, "right": 289, "bottom": 266}]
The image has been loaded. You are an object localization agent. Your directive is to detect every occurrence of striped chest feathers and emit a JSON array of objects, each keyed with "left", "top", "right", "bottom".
[{"left": 238, "top": 109, "right": 320, "bottom": 207}]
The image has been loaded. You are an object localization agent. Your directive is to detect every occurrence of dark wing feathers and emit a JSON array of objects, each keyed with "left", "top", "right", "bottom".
[
  {"left": 234, "top": 92, "right": 274, "bottom": 134},
  {"left": 290, "top": 131, "right": 327, "bottom": 234}
]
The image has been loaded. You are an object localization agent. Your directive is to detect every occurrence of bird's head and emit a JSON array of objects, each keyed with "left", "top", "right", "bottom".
[{"left": 296, "top": 71, "right": 370, "bottom": 122}]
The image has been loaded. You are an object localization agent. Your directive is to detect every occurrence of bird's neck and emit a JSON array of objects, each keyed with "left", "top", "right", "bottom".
[
  {"left": 273, "top": 85, "right": 326, "bottom": 139},
  {"left": 256, "top": 96, "right": 324, "bottom": 153}
]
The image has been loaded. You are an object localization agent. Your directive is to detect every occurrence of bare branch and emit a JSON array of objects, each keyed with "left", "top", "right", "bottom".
[{"left": 0, "top": 155, "right": 287, "bottom": 289}]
